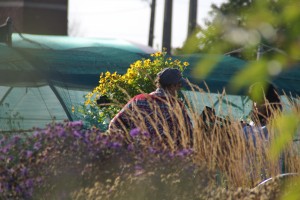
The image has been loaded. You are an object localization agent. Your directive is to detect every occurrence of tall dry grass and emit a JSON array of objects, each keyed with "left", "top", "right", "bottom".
[{"left": 107, "top": 83, "right": 300, "bottom": 188}]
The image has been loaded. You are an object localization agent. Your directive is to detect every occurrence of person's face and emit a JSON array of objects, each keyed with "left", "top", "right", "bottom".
[
  {"left": 253, "top": 101, "right": 264, "bottom": 112},
  {"left": 252, "top": 101, "right": 268, "bottom": 118},
  {"left": 253, "top": 101, "right": 258, "bottom": 112},
  {"left": 168, "top": 83, "right": 181, "bottom": 96},
  {"left": 175, "top": 82, "right": 182, "bottom": 90}
]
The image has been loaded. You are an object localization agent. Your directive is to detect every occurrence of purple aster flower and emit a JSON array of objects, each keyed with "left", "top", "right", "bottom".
[
  {"left": 33, "top": 142, "right": 41, "bottom": 150},
  {"left": 176, "top": 148, "right": 192, "bottom": 158},
  {"left": 83, "top": 138, "right": 89, "bottom": 144},
  {"left": 111, "top": 142, "right": 122, "bottom": 149},
  {"left": 134, "top": 165, "right": 143, "bottom": 171},
  {"left": 168, "top": 152, "right": 175, "bottom": 159},
  {"left": 69, "top": 121, "right": 83, "bottom": 128},
  {"left": 15, "top": 186, "right": 22, "bottom": 194},
  {"left": 1, "top": 146, "right": 9, "bottom": 154},
  {"left": 26, "top": 150, "right": 33, "bottom": 158},
  {"left": 142, "top": 131, "right": 150, "bottom": 138},
  {"left": 33, "top": 131, "right": 41, "bottom": 138},
  {"left": 127, "top": 143, "right": 134, "bottom": 151},
  {"left": 21, "top": 167, "right": 28, "bottom": 176},
  {"left": 130, "top": 128, "right": 141, "bottom": 137},
  {"left": 73, "top": 131, "right": 82, "bottom": 138},
  {"left": 148, "top": 147, "right": 156, "bottom": 154},
  {"left": 0, "top": 138, "right": 5, "bottom": 146},
  {"left": 25, "top": 178, "right": 34, "bottom": 188},
  {"left": 57, "top": 129, "right": 66, "bottom": 137},
  {"left": 13, "top": 135, "right": 21, "bottom": 142}
]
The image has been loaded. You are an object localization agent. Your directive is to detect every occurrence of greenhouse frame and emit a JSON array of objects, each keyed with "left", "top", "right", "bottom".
[{"left": 0, "top": 33, "right": 299, "bottom": 132}]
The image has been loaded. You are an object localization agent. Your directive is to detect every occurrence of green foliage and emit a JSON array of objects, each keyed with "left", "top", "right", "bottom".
[
  {"left": 178, "top": 0, "right": 300, "bottom": 112},
  {"left": 0, "top": 103, "right": 24, "bottom": 133},
  {"left": 280, "top": 175, "right": 300, "bottom": 200},
  {"left": 269, "top": 112, "right": 300, "bottom": 160},
  {"left": 82, "top": 50, "right": 189, "bottom": 129},
  {"left": 181, "top": 0, "right": 300, "bottom": 62},
  {"left": 180, "top": 0, "right": 300, "bottom": 198}
]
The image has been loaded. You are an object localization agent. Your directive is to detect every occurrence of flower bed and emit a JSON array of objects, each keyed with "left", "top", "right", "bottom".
[
  {"left": 0, "top": 121, "right": 209, "bottom": 199},
  {"left": 1, "top": 121, "right": 299, "bottom": 199}
]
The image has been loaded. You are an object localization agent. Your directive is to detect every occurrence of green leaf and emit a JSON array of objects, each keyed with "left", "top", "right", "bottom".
[
  {"left": 280, "top": 176, "right": 300, "bottom": 200},
  {"left": 192, "top": 57, "right": 221, "bottom": 79},
  {"left": 181, "top": 28, "right": 201, "bottom": 54},
  {"left": 269, "top": 113, "right": 300, "bottom": 160},
  {"left": 229, "top": 61, "right": 269, "bottom": 92},
  {"left": 283, "top": 2, "right": 300, "bottom": 22}
]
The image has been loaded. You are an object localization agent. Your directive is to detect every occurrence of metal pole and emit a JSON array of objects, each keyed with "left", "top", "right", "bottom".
[
  {"left": 188, "top": 0, "right": 197, "bottom": 37},
  {"left": 148, "top": 0, "right": 156, "bottom": 47},
  {"left": 162, "top": 0, "right": 173, "bottom": 54},
  {"left": 256, "top": 44, "right": 263, "bottom": 60}
]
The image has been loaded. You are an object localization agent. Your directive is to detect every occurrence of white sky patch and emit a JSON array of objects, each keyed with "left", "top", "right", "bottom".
[{"left": 69, "top": 0, "right": 225, "bottom": 50}]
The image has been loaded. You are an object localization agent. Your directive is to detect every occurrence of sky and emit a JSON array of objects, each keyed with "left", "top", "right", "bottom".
[{"left": 69, "top": 0, "right": 226, "bottom": 51}]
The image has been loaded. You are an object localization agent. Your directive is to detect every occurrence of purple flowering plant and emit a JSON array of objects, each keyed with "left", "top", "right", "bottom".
[{"left": 0, "top": 120, "right": 205, "bottom": 199}]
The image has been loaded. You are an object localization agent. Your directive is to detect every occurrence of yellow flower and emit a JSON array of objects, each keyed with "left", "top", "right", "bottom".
[
  {"left": 154, "top": 59, "right": 160, "bottom": 64},
  {"left": 84, "top": 100, "right": 90, "bottom": 106},
  {"left": 120, "top": 76, "right": 126, "bottom": 81},
  {"left": 155, "top": 52, "right": 162, "bottom": 57},
  {"left": 144, "top": 59, "right": 151, "bottom": 67},
  {"left": 128, "top": 79, "right": 133, "bottom": 84},
  {"left": 134, "top": 60, "right": 142, "bottom": 68},
  {"left": 127, "top": 68, "right": 133, "bottom": 74},
  {"left": 183, "top": 62, "right": 189, "bottom": 67},
  {"left": 128, "top": 72, "right": 134, "bottom": 78},
  {"left": 111, "top": 72, "right": 117, "bottom": 77},
  {"left": 174, "top": 59, "right": 180, "bottom": 65}
]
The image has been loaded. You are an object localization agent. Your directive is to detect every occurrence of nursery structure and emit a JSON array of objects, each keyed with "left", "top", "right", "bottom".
[
  {"left": 0, "top": 33, "right": 155, "bottom": 131},
  {"left": 0, "top": 33, "right": 299, "bottom": 131}
]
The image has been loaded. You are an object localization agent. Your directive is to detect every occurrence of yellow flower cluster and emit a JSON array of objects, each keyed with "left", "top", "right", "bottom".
[{"left": 84, "top": 50, "right": 189, "bottom": 109}]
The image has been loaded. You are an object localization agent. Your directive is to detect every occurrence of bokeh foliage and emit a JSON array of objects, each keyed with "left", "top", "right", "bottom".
[
  {"left": 181, "top": 0, "right": 300, "bottom": 80},
  {"left": 181, "top": 0, "right": 300, "bottom": 199}
]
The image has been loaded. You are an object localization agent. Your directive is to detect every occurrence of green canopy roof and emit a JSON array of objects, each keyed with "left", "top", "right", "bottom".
[
  {"left": 0, "top": 34, "right": 155, "bottom": 131},
  {"left": 1, "top": 33, "right": 154, "bottom": 89},
  {"left": 0, "top": 33, "right": 299, "bottom": 131}
]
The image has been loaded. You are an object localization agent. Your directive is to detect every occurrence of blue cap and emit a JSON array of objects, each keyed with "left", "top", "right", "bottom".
[{"left": 157, "top": 68, "right": 187, "bottom": 86}]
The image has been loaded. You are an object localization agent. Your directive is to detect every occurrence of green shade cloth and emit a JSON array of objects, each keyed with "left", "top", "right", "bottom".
[
  {"left": 1, "top": 33, "right": 299, "bottom": 131},
  {"left": 0, "top": 34, "right": 154, "bottom": 131}
]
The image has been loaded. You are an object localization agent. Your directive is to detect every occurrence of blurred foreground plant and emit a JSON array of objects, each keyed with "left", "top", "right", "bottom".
[
  {"left": 1, "top": 92, "right": 299, "bottom": 199},
  {"left": 181, "top": 0, "right": 300, "bottom": 197},
  {"left": 0, "top": 121, "right": 213, "bottom": 199}
]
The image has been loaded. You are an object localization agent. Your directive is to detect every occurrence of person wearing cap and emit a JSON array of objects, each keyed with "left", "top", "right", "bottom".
[
  {"left": 242, "top": 82, "right": 282, "bottom": 144},
  {"left": 242, "top": 82, "right": 284, "bottom": 179},
  {"left": 108, "top": 68, "right": 193, "bottom": 147}
]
